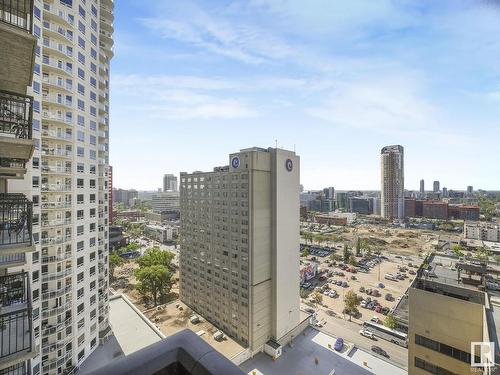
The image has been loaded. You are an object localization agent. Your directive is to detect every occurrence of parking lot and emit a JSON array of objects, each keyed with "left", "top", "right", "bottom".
[{"left": 301, "top": 251, "right": 420, "bottom": 324}]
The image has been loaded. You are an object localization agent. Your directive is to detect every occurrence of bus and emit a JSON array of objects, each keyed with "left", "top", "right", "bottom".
[{"left": 363, "top": 321, "right": 408, "bottom": 348}]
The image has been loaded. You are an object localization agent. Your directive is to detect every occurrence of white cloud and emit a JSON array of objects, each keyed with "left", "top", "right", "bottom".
[{"left": 139, "top": 2, "right": 293, "bottom": 64}]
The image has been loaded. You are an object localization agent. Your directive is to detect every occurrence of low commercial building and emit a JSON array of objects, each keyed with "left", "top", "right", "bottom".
[
  {"left": 464, "top": 222, "right": 500, "bottom": 243},
  {"left": 348, "top": 197, "right": 372, "bottom": 215},
  {"left": 448, "top": 205, "right": 480, "bottom": 221},
  {"left": 315, "top": 212, "right": 356, "bottom": 225},
  {"left": 144, "top": 224, "right": 175, "bottom": 243},
  {"left": 145, "top": 210, "right": 180, "bottom": 223},
  {"left": 422, "top": 201, "right": 448, "bottom": 220},
  {"left": 408, "top": 254, "right": 500, "bottom": 374},
  {"left": 152, "top": 191, "right": 180, "bottom": 212}
]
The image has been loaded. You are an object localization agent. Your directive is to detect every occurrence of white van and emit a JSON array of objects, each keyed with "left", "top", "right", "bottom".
[{"left": 385, "top": 274, "right": 397, "bottom": 281}]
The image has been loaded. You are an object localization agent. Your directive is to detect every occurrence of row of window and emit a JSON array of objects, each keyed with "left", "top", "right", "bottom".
[{"left": 415, "top": 334, "right": 479, "bottom": 364}]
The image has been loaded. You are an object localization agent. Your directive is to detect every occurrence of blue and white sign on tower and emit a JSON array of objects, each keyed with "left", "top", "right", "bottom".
[{"left": 231, "top": 156, "right": 240, "bottom": 169}]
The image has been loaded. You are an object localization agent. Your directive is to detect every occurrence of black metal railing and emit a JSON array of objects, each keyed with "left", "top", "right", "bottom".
[
  {"left": 0, "top": 308, "right": 32, "bottom": 360},
  {"left": 0, "top": 194, "right": 33, "bottom": 248},
  {"left": 0, "top": 362, "right": 26, "bottom": 375},
  {"left": 0, "top": 272, "right": 28, "bottom": 309},
  {"left": 0, "top": 90, "right": 33, "bottom": 139},
  {"left": 0, "top": 253, "right": 25, "bottom": 266},
  {"left": 0, "top": 0, "right": 33, "bottom": 32}
]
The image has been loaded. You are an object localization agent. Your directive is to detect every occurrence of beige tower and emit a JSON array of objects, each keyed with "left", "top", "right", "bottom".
[
  {"left": 180, "top": 147, "right": 300, "bottom": 351},
  {"left": 380, "top": 145, "right": 404, "bottom": 220}
]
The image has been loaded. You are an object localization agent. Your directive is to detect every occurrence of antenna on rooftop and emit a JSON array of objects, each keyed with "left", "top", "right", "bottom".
[{"left": 275, "top": 139, "right": 278, "bottom": 149}]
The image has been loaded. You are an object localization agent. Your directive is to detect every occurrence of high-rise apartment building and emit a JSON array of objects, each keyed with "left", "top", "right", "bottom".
[
  {"left": 163, "top": 174, "right": 177, "bottom": 192},
  {"left": 419, "top": 179, "right": 424, "bottom": 195},
  {"left": 433, "top": 180, "right": 440, "bottom": 192},
  {"left": 0, "top": 1, "right": 114, "bottom": 374},
  {"left": 1, "top": 2, "right": 37, "bottom": 374},
  {"left": 179, "top": 147, "right": 301, "bottom": 351},
  {"left": 380, "top": 145, "right": 404, "bottom": 220}
]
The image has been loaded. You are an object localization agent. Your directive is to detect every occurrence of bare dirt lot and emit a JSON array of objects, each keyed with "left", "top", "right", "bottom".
[{"left": 110, "top": 261, "right": 245, "bottom": 359}]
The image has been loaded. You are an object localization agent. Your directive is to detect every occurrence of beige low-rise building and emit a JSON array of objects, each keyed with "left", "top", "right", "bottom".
[{"left": 408, "top": 254, "right": 500, "bottom": 374}]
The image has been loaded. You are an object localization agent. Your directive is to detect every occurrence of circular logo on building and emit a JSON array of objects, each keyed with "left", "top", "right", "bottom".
[
  {"left": 231, "top": 156, "right": 240, "bottom": 169},
  {"left": 285, "top": 158, "right": 293, "bottom": 172}
]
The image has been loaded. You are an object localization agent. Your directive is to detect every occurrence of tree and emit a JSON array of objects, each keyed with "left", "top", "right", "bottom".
[
  {"left": 452, "top": 244, "right": 464, "bottom": 257},
  {"left": 365, "top": 247, "right": 373, "bottom": 258},
  {"left": 344, "top": 290, "right": 360, "bottom": 321},
  {"left": 311, "top": 290, "right": 323, "bottom": 305},
  {"left": 349, "top": 255, "right": 358, "bottom": 266},
  {"left": 138, "top": 247, "right": 175, "bottom": 269},
  {"left": 343, "top": 244, "right": 351, "bottom": 262},
  {"left": 329, "top": 253, "right": 342, "bottom": 262},
  {"left": 301, "top": 247, "right": 310, "bottom": 257},
  {"left": 384, "top": 314, "right": 397, "bottom": 329},
  {"left": 109, "top": 253, "right": 125, "bottom": 280},
  {"left": 355, "top": 237, "right": 362, "bottom": 256},
  {"left": 135, "top": 265, "right": 173, "bottom": 306},
  {"left": 302, "top": 232, "right": 313, "bottom": 245}
]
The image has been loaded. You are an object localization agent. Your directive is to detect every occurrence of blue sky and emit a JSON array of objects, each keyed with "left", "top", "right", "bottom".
[{"left": 109, "top": 0, "right": 500, "bottom": 191}]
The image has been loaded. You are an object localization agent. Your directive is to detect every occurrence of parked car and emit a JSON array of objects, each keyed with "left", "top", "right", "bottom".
[
  {"left": 351, "top": 275, "right": 357, "bottom": 280},
  {"left": 409, "top": 270, "right": 416, "bottom": 275},
  {"left": 385, "top": 274, "right": 397, "bottom": 281},
  {"left": 304, "top": 308, "right": 315, "bottom": 314},
  {"left": 360, "top": 300, "right": 367, "bottom": 308},
  {"left": 371, "top": 345, "right": 389, "bottom": 358},
  {"left": 381, "top": 307, "right": 390, "bottom": 315},
  {"left": 319, "top": 275, "right": 328, "bottom": 281},
  {"left": 359, "top": 329, "right": 375, "bottom": 339},
  {"left": 385, "top": 293, "right": 393, "bottom": 301},
  {"left": 342, "top": 281, "right": 348, "bottom": 287},
  {"left": 334, "top": 338, "right": 344, "bottom": 351},
  {"left": 375, "top": 305, "right": 382, "bottom": 313},
  {"left": 359, "top": 286, "right": 366, "bottom": 293},
  {"left": 336, "top": 281, "right": 343, "bottom": 286},
  {"left": 329, "top": 290, "right": 337, "bottom": 298},
  {"left": 370, "top": 316, "right": 380, "bottom": 323},
  {"left": 378, "top": 283, "right": 385, "bottom": 288}
]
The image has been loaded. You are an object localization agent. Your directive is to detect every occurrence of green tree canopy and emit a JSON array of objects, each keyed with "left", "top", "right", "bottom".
[
  {"left": 135, "top": 265, "right": 173, "bottom": 306},
  {"left": 138, "top": 247, "right": 175, "bottom": 269},
  {"left": 384, "top": 314, "right": 397, "bottom": 329},
  {"left": 344, "top": 290, "right": 360, "bottom": 321},
  {"left": 343, "top": 244, "right": 351, "bottom": 262}
]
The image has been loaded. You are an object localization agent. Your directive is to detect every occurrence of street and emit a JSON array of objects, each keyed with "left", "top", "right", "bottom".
[{"left": 304, "top": 302, "right": 408, "bottom": 369}]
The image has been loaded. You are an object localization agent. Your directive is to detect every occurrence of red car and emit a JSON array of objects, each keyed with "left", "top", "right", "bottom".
[
  {"left": 319, "top": 275, "right": 327, "bottom": 281},
  {"left": 375, "top": 305, "right": 382, "bottom": 313}
]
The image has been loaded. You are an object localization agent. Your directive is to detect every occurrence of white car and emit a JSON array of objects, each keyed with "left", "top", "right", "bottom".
[
  {"left": 360, "top": 300, "right": 367, "bottom": 308},
  {"left": 329, "top": 291, "right": 337, "bottom": 298},
  {"left": 359, "top": 329, "right": 375, "bottom": 339}
]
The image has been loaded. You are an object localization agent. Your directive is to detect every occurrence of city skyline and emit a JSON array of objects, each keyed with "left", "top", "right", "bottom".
[{"left": 110, "top": 0, "right": 500, "bottom": 191}]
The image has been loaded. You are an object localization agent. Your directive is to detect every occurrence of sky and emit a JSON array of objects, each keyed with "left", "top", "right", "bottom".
[{"left": 109, "top": 0, "right": 500, "bottom": 191}]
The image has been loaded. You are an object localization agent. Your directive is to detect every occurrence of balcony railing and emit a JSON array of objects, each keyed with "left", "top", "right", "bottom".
[
  {"left": 0, "top": 253, "right": 25, "bottom": 267},
  {"left": 0, "top": 272, "right": 28, "bottom": 308},
  {"left": 0, "top": 272, "right": 32, "bottom": 361},
  {"left": 0, "top": 90, "right": 33, "bottom": 140},
  {"left": 0, "top": 194, "right": 32, "bottom": 249},
  {"left": 0, "top": 0, "right": 33, "bottom": 33}
]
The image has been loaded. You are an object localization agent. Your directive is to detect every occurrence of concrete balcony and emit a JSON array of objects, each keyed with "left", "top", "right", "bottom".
[
  {"left": 0, "top": 90, "right": 35, "bottom": 179},
  {"left": 0, "top": 272, "right": 35, "bottom": 369},
  {"left": 0, "top": 194, "right": 34, "bottom": 256},
  {"left": 42, "top": 3, "right": 74, "bottom": 28},
  {"left": 0, "top": 0, "right": 36, "bottom": 94},
  {"left": 42, "top": 20, "right": 73, "bottom": 43}
]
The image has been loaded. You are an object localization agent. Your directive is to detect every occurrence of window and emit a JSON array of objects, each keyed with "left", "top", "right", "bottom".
[
  {"left": 77, "top": 210, "right": 84, "bottom": 220},
  {"left": 90, "top": 62, "right": 96, "bottom": 74},
  {"left": 91, "top": 48, "right": 97, "bottom": 60},
  {"left": 78, "top": 68, "right": 85, "bottom": 79},
  {"left": 77, "top": 115, "right": 85, "bottom": 126},
  {"left": 33, "top": 81, "right": 40, "bottom": 93},
  {"left": 77, "top": 256, "right": 84, "bottom": 267},
  {"left": 415, "top": 335, "right": 477, "bottom": 364},
  {"left": 77, "top": 146, "right": 84, "bottom": 157},
  {"left": 77, "top": 241, "right": 84, "bottom": 251},
  {"left": 79, "top": 5, "right": 86, "bottom": 18},
  {"left": 78, "top": 20, "right": 85, "bottom": 34},
  {"left": 89, "top": 120, "right": 96, "bottom": 130},
  {"left": 90, "top": 106, "right": 96, "bottom": 116},
  {"left": 78, "top": 36, "right": 85, "bottom": 48},
  {"left": 89, "top": 135, "right": 96, "bottom": 145},
  {"left": 77, "top": 194, "right": 84, "bottom": 204},
  {"left": 32, "top": 176, "right": 39, "bottom": 187},
  {"left": 90, "top": 77, "right": 96, "bottom": 87},
  {"left": 77, "top": 163, "right": 84, "bottom": 173},
  {"left": 78, "top": 52, "right": 85, "bottom": 64},
  {"left": 77, "top": 130, "right": 85, "bottom": 142},
  {"left": 414, "top": 357, "right": 457, "bottom": 375},
  {"left": 78, "top": 99, "right": 85, "bottom": 111}
]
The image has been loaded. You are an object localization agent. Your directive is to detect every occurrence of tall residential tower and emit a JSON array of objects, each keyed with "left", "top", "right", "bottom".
[
  {"left": 180, "top": 147, "right": 301, "bottom": 351},
  {"left": 2, "top": 1, "right": 114, "bottom": 374},
  {"left": 163, "top": 173, "right": 177, "bottom": 192},
  {"left": 380, "top": 145, "right": 404, "bottom": 220}
]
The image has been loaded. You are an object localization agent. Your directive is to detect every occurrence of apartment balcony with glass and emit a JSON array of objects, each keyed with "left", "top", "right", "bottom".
[
  {"left": 0, "top": 0, "right": 36, "bottom": 94},
  {"left": 0, "top": 272, "right": 35, "bottom": 369}
]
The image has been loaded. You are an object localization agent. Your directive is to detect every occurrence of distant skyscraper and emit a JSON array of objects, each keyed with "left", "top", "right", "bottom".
[
  {"left": 163, "top": 173, "right": 178, "bottom": 192},
  {"left": 442, "top": 187, "right": 448, "bottom": 198},
  {"left": 433, "top": 180, "right": 440, "bottom": 192},
  {"left": 380, "top": 145, "right": 405, "bottom": 220},
  {"left": 467, "top": 185, "right": 473, "bottom": 195},
  {"left": 419, "top": 179, "right": 425, "bottom": 195}
]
